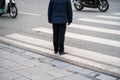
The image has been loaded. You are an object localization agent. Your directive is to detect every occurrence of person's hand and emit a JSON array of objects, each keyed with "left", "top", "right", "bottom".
[{"left": 67, "top": 22, "right": 71, "bottom": 25}]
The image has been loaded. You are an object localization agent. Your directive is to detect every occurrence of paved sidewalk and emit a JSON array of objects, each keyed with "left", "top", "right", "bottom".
[{"left": 0, "top": 43, "right": 119, "bottom": 80}]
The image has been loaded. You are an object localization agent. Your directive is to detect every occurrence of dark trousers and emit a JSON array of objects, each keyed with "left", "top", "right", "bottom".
[
  {"left": 52, "top": 24, "right": 66, "bottom": 53},
  {"left": 0, "top": 0, "right": 5, "bottom": 9}
]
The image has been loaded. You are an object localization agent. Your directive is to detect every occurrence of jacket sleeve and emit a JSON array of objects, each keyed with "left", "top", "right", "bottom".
[
  {"left": 67, "top": 0, "right": 73, "bottom": 23},
  {"left": 48, "top": 0, "right": 53, "bottom": 23}
]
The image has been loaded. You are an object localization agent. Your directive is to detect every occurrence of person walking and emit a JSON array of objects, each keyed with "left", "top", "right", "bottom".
[{"left": 48, "top": 0, "right": 73, "bottom": 55}]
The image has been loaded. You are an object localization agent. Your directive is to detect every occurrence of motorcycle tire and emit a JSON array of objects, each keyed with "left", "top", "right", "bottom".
[
  {"left": 9, "top": 5, "right": 18, "bottom": 18},
  {"left": 98, "top": 0, "right": 109, "bottom": 12},
  {"left": 74, "top": 3, "right": 84, "bottom": 11}
]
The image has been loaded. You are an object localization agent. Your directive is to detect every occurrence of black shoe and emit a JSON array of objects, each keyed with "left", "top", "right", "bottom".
[
  {"left": 54, "top": 51, "right": 58, "bottom": 54},
  {"left": 59, "top": 52, "right": 68, "bottom": 55}
]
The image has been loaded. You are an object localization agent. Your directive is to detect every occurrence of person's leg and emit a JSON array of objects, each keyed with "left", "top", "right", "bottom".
[
  {"left": 53, "top": 24, "right": 59, "bottom": 53},
  {"left": 58, "top": 24, "right": 66, "bottom": 53},
  {"left": 0, "top": 0, "right": 2, "bottom": 9},
  {"left": 0, "top": 0, "right": 5, "bottom": 9}
]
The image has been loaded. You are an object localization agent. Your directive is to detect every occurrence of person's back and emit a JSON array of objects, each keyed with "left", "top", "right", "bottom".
[
  {"left": 52, "top": 0, "right": 68, "bottom": 24},
  {"left": 48, "top": 0, "right": 73, "bottom": 24}
]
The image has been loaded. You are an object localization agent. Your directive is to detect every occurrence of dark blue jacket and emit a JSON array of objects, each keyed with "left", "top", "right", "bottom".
[{"left": 48, "top": 0, "right": 73, "bottom": 24}]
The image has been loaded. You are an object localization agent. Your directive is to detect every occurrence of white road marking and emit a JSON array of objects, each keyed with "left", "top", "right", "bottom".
[
  {"left": 69, "top": 24, "right": 120, "bottom": 35},
  {"left": 113, "top": 13, "right": 120, "bottom": 15},
  {"left": 5, "top": 33, "right": 120, "bottom": 67},
  {"left": 77, "top": 18, "right": 120, "bottom": 26},
  {"left": 97, "top": 15, "right": 120, "bottom": 19},
  {"left": 19, "top": 12, "right": 41, "bottom": 16},
  {"left": 18, "top": 2, "right": 24, "bottom": 4},
  {"left": 33, "top": 27, "right": 120, "bottom": 48}
]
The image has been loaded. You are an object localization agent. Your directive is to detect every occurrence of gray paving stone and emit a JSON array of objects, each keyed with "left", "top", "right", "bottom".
[
  {"left": 79, "top": 69, "right": 95, "bottom": 75},
  {"left": 0, "top": 43, "right": 24, "bottom": 54},
  {"left": 0, "top": 43, "right": 23, "bottom": 54},
  {"left": 0, "top": 49, "right": 4, "bottom": 52},
  {"left": 0, "top": 43, "right": 10, "bottom": 48},
  {"left": 3, "top": 63, "right": 27, "bottom": 71},
  {"left": 51, "top": 60, "right": 70, "bottom": 68},
  {"left": 0, "top": 51, "right": 41, "bottom": 67},
  {"left": 0, "top": 44, "right": 25, "bottom": 53},
  {"left": 15, "top": 67, "right": 43, "bottom": 76},
  {"left": 19, "top": 53, "right": 34, "bottom": 60},
  {"left": 41, "top": 57, "right": 55, "bottom": 63},
  {"left": 0, "top": 56, "right": 26, "bottom": 70},
  {"left": 0, "top": 71, "right": 22, "bottom": 80},
  {"left": 30, "top": 73, "right": 54, "bottom": 80},
  {"left": 54, "top": 74, "right": 92, "bottom": 80},
  {"left": 15, "top": 77, "right": 31, "bottom": 80},
  {"left": 23, "top": 51, "right": 46, "bottom": 59},
  {"left": 89, "top": 72, "right": 101, "bottom": 77},
  {"left": 0, "top": 43, "right": 3, "bottom": 48},
  {"left": 96, "top": 74, "right": 117, "bottom": 80},
  {"left": 0, "top": 67, "right": 9, "bottom": 74},
  {"left": 0, "top": 57, "right": 13, "bottom": 66},
  {"left": 64, "top": 65, "right": 84, "bottom": 73},
  {"left": 15, "top": 67, "right": 55, "bottom": 80},
  {"left": 36, "top": 63, "right": 72, "bottom": 78},
  {"left": 1, "top": 47, "right": 15, "bottom": 53}
]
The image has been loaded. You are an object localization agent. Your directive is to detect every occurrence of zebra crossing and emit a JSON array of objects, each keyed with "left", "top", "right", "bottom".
[
  {"left": 33, "top": 27, "right": 120, "bottom": 47},
  {"left": 0, "top": 13, "right": 120, "bottom": 77}
]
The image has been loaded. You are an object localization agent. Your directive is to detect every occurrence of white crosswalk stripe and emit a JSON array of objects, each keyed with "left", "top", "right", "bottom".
[
  {"left": 19, "top": 12, "right": 41, "bottom": 16},
  {"left": 69, "top": 24, "right": 120, "bottom": 35},
  {"left": 113, "top": 13, "right": 120, "bottom": 15},
  {"left": 77, "top": 18, "right": 120, "bottom": 26},
  {"left": 33, "top": 27, "right": 120, "bottom": 48},
  {"left": 97, "top": 15, "right": 120, "bottom": 19}
]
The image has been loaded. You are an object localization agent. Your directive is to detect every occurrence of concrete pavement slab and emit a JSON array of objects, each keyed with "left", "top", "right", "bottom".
[
  {"left": 0, "top": 43, "right": 25, "bottom": 53},
  {"left": 0, "top": 50, "right": 41, "bottom": 67},
  {"left": 40, "top": 56, "right": 55, "bottom": 63},
  {"left": 29, "top": 74, "right": 54, "bottom": 80},
  {"left": 0, "top": 67, "right": 9, "bottom": 74},
  {"left": 0, "top": 71, "right": 22, "bottom": 80},
  {"left": 54, "top": 74, "right": 92, "bottom": 80},
  {"left": 35, "top": 63, "right": 72, "bottom": 78},
  {"left": 50, "top": 60, "right": 70, "bottom": 68},
  {"left": 79, "top": 69, "right": 95, "bottom": 75},
  {"left": 63, "top": 65, "right": 84, "bottom": 73},
  {"left": 23, "top": 51, "right": 46, "bottom": 59},
  {"left": 96, "top": 74, "right": 118, "bottom": 80},
  {"left": 15, "top": 77, "right": 31, "bottom": 80}
]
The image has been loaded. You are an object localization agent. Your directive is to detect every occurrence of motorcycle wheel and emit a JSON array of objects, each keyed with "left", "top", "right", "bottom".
[
  {"left": 9, "top": 5, "right": 18, "bottom": 18},
  {"left": 74, "top": 2, "right": 84, "bottom": 11},
  {"left": 98, "top": 0, "right": 109, "bottom": 12}
]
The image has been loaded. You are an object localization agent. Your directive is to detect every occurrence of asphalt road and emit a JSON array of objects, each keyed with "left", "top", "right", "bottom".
[{"left": 0, "top": 0, "right": 120, "bottom": 58}]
